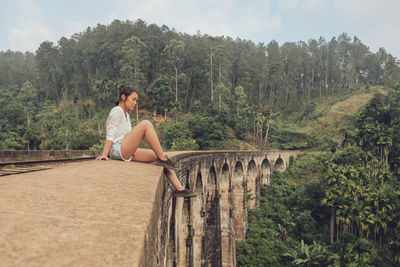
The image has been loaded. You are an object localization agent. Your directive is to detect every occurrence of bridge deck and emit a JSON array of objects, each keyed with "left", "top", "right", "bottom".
[{"left": 0, "top": 159, "right": 165, "bottom": 266}]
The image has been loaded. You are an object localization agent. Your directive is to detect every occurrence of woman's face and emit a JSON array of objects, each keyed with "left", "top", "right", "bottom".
[{"left": 125, "top": 92, "right": 138, "bottom": 111}]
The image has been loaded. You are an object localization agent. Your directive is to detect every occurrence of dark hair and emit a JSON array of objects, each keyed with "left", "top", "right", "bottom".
[{"left": 115, "top": 87, "right": 138, "bottom": 106}]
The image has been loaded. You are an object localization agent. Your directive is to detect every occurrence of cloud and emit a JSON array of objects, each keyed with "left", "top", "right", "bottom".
[
  {"left": 9, "top": 20, "right": 51, "bottom": 52},
  {"left": 6, "top": 0, "right": 86, "bottom": 52},
  {"left": 279, "top": 0, "right": 331, "bottom": 15},
  {"left": 7, "top": 0, "right": 52, "bottom": 52},
  {"left": 235, "top": 0, "right": 283, "bottom": 42},
  {"left": 117, "top": 0, "right": 282, "bottom": 42},
  {"left": 332, "top": 0, "right": 400, "bottom": 57},
  {"left": 275, "top": 0, "right": 400, "bottom": 57},
  {"left": 3, "top": 0, "right": 399, "bottom": 58},
  {"left": 300, "top": 0, "right": 331, "bottom": 15},
  {"left": 279, "top": 0, "right": 299, "bottom": 9},
  {"left": 333, "top": 0, "right": 400, "bottom": 18}
]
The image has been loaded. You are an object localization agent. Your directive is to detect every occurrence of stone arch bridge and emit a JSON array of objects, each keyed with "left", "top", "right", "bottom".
[
  {"left": 144, "top": 150, "right": 299, "bottom": 266},
  {"left": 0, "top": 150, "right": 299, "bottom": 267}
]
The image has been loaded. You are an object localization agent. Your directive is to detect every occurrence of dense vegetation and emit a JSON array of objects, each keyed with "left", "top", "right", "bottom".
[
  {"left": 1, "top": 19, "right": 400, "bottom": 151},
  {"left": 236, "top": 87, "right": 400, "bottom": 266}
]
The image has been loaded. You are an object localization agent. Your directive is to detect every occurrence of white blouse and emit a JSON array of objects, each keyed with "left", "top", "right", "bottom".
[{"left": 106, "top": 106, "right": 132, "bottom": 143}]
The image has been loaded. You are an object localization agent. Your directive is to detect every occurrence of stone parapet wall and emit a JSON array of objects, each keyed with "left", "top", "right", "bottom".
[{"left": 0, "top": 150, "right": 96, "bottom": 162}]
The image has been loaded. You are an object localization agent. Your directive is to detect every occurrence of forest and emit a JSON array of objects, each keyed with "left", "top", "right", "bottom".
[
  {"left": 1, "top": 18, "right": 400, "bottom": 266},
  {"left": 1, "top": 19, "right": 400, "bottom": 152}
]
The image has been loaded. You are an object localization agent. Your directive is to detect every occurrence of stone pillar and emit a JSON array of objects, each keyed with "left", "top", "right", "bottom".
[
  {"left": 177, "top": 171, "right": 194, "bottom": 267},
  {"left": 203, "top": 166, "right": 221, "bottom": 266},
  {"left": 177, "top": 198, "right": 191, "bottom": 266},
  {"left": 232, "top": 161, "right": 246, "bottom": 241},
  {"left": 220, "top": 164, "right": 234, "bottom": 266},
  {"left": 166, "top": 197, "right": 177, "bottom": 267},
  {"left": 192, "top": 171, "right": 204, "bottom": 267}
]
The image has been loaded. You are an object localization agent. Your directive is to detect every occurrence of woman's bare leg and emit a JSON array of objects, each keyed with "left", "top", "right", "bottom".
[
  {"left": 163, "top": 168, "right": 185, "bottom": 191},
  {"left": 121, "top": 120, "right": 166, "bottom": 161},
  {"left": 130, "top": 148, "right": 157, "bottom": 163},
  {"left": 132, "top": 148, "right": 185, "bottom": 191}
]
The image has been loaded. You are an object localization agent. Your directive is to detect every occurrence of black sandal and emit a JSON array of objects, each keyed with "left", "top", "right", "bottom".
[
  {"left": 155, "top": 155, "right": 177, "bottom": 170},
  {"left": 173, "top": 189, "right": 198, "bottom": 198}
]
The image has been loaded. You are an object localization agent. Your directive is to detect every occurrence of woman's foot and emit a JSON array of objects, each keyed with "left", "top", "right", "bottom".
[
  {"left": 155, "top": 155, "right": 177, "bottom": 170},
  {"left": 173, "top": 189, "right": 198, "bottom": 198}
]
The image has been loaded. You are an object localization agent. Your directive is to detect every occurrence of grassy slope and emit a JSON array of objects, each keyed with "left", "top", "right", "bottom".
[{"left": 304, "top": 86, "right": 384, "bottom": 145}]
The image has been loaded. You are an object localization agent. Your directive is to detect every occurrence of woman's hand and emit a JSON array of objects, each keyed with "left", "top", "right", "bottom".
[
  {"left": 96, "top": 155, "right": 109, "bottom": 160},
  {"left": 97, "top": 140, "right": 112, "bottom": 160}
]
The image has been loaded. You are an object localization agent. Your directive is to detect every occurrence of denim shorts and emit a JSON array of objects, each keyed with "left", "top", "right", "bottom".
[{"left": 108, "top": 140, "right": 132, "bottom": 162}]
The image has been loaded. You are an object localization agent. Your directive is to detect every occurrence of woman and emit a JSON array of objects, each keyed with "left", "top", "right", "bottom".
[{"left": 96, "top": 87, "right": 197, "bottom": 198}]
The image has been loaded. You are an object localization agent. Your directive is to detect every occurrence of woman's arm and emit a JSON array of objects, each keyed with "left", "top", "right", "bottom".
[
  {"left": 96, "top": 140, "right": 113, "bottom": 160},
  {"left": 97, "top": 107, "right": 121, "bottom": 160}
]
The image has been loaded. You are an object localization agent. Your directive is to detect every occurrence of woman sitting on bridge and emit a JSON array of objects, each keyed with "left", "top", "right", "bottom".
[{"left": 96, "top": 87, "right": 197, "bottom": 198}]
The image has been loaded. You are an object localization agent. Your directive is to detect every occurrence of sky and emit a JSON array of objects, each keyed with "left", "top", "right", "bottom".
[{"left": 1, "top": 0, "right": 400, "bottom": 59}]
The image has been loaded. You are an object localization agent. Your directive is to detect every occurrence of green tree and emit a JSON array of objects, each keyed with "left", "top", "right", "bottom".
[
  {"left": 188, "top": 113, "right": 233, "bottom": 150},
  {"left": 214, "top": 44, "right": 230, "bottom": 85},
  {"left": 16, "top": 81, "right": 39, "bottom": 127},
  {"left": 233, "top": 85, "right": 247, "bottom": 117},
  {"left": 355, "top": 93, "right": 392, "bottom": 162},
  {"left": 160, "top": 122, "right": 198, "bottom": 150},
  {"left": 149, "top": 75, "right": 174, "bottom": 118},
  {"left": 36, "top": 41, "right": 62, "bottom": 103},
  {"left": 266, "top": 40, "right": 283, "bottom": 106},
  {"left": 214, "top": 82, "right": 231, "bottom": 113},
  {"left": 120, "top": 35, "right": 147, "bottom": 90},
  {"left": 163, "top": 39, "right": 185, "bottom": 102}
]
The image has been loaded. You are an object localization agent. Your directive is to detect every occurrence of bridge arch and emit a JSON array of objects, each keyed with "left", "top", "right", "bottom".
[
  {"left": 261, "top": 159, "right": 272, "bottom": 185},
  {"left": 246, "top": 159, "right": 257, "bottom": 208},
  {"left": 274, "top": 157, "right": 285, "bottom": 172}
]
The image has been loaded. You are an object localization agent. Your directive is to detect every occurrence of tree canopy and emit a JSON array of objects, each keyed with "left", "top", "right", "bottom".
[{"left": 0, "top": 19, "right": 399, "bottom": 152}]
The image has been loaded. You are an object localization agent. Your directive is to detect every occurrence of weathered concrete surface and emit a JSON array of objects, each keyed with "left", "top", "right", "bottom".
[{"left": 0, "top": 160, "right": 164, "bottom": 267}]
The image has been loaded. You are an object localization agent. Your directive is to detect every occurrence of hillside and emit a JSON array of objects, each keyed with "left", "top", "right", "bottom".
[
  {"left": 299, "top": 86, "right": 385, "bottom": 148},
  {"left": 237, "top": 84, "right": 400, "bottom": 266}
]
